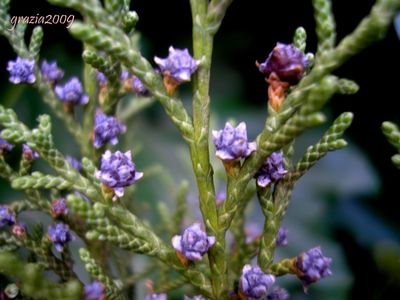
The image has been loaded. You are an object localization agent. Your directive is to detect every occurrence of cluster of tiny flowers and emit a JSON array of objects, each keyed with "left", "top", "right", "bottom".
[
  {"left": 11, "top": 223, "right": 27, "bottom": 238},
  {"left": 0, "top": 138, "right": 13, "bottom": 155},
  {"left": 55, "top": 77, "right": 89, "bottom": 106},
  {"left": 0, "top": 206, "right": 16, "bottom": 227},
  {"left": 7, "top": 57, "right": 36, "bottom": 84},
  {"left": 84, "top": 282, "right": 106, "bottom": 300},
  {"left": 66, "top": 155, "right": 82, "bottom": 172},
  {"left": 47, "top": 223, "right": 74, "bottom": 252},
  {"left": 212, "top": 122, "right": 256, "bottom": 161},
  {"left": 50, "top": 198, "right": 68, "bottom": 218},
  {"left": 275, "top": 227, "right": 288, "bottom": 247},
  {"left": 93, "top": 109, "right": 126, "bottom": 149},
  {"left": 295, "top": 246, "right": 332, "bottom": 289},
  {"left": 239, "top": 265, "right": 287, "bottom": 300},
  {"left": 95, "top": 150, "right": 143, "bottom": 199},
  {"left": 144, "top": 293, "right": 167, "bottom": 300},
  {"left": 41, "top": 60, "right": 64, "bottom": 84},
  {"left": 22, "top": 144, "right": 39, "bottom": 161},
  {"left": 258, "top": 43, "right": 308, "bottom": 85},
  {"left": 255, "top": 152, "right": 287, "bottom": 188},
  {"left": 172, "top": 223, "right": 215, "bottom": 262},
  {"left": 155, "top": 47, "right": 200, "bottom": 83},
  {"left": 96, "top": 72, "right": 107, "bottom": 87},
  {"left": 97, "top": 70, "right": 148, "bottom": 95}
]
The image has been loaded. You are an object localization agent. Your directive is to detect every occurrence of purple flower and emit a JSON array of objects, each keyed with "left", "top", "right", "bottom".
[
  {"left": 239, "top": 265, "right": 275, "bottom": 300},
  {"left": 172, "top": 223, "right": 216, "bottom": 262},
  {"left": 144, "top": 294, "right": 167, "bottom": 300},
  {"left": 93, "top": 109, "right": 126, "bottom": 149},
  {"left": 96, "top": 72, "right": 107, "bottom": 87},
  {"left": 255, "top": 152, "right": 287, "bottom": 188},
  {"left": 258, "top": 43, "right": 308, "bottom": 85},
  {"left": 131, "top": 76, "right": 147, "bottom": 95},
  {"left": 154, "top": 47, "right": 200, "bottom": 83},
  {"left": 295, "top": 246, "right": 332, "bottom": 288},
  {"left": 212, "top": 122, "right": 256, "bottom": 161},
  {"left": 84, "top": 281, "right": 105, "bottom": 300},
  {"left": 95, "top": 150, "right": 143, "bottom": 199},
  {"left": 40, "top": 60, "right": 64, "bottom": 84},
  {"left": 266, "top": 288, "right": 289, "bottom": 300},
  {"left": 22, "top": 144, "right": 39, "bottom": 161},
  {"left": 0, "top": 206, "right": 16, "bottom": 227},
  {"left": 0, "top": 138, "right": 13, "bottom": 155},
  {"left": 7, "top": 57, "right": 36, "bottom": 84},
  {"left": 55, "top": 77, "right": 89, "bottom": 106},
  {"left": 66, "top": 156, "right": 82, "bottom": 172},
  {"left": 47, "top": 223, "right": 74, "bottom": 252},
  {"left": 51, "top": 198, "right": 69, "bottom": 218},
  {"left": 276, "top": 227, "right": 288, "bottom": 247}
]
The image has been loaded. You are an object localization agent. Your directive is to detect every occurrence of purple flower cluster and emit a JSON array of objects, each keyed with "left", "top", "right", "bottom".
[
  {"left": 47, "top": 223, "right": 74, "bottom": 252},
  {"left": 41, "top": 60, "right": 64, "bottom": 84},
  {"left": 22, "top": 144, "right": 39, "bottom": 161},
  {"left": 55, "top": 77, "right": 89, "bottom": 106},
  {"left": 212, "top": 122, "right": 256, "bottom": 161},
  {"left": 131, "top": 76, "right": 147, "bottom": 95},
  {"left": 93, "top": 109, "right": 126, "bottom": 149},
  {"left": 155, "top": 47, "right": 200, "bottom": 83},
  {"left": 50, "top": 198, "right": 69, "bottom": 218},
  {"left": 84, "top": 281, "right": 106, "bottom": 300},
  {"left": 266, "top": 288, "right": 289, "bottom": 300},
  {"left": 295, "top": 246, "right": 332, "bottom": 288},
  {"left": 96, "top": 72, "right": 107, "bottom": 87},
  {"left": 7, "top": 57, "right": 36, "bottom": 84},
  {"left": 95, "top": 150, "right": 143, "bottom": 199},
  {"left": 258, "top": 43, "right": 308, "bottom": 85},
  {"left": 239, "top": 265, "right": 276, "bottom": 300},
  {"left": 11, "top": 223, "right": 27, "bottom": 238},
  {"left": 255, "top": 152, "right": 287, "bottom": 188},
  {"left": 0, "top": 138, "right": 13, "bottom": 155},
  {"left": 0, "top": 206, "right": 16, "bottom": 227},
  {"left": 172, "top": 223, "right": 215, "bottom": 262}
]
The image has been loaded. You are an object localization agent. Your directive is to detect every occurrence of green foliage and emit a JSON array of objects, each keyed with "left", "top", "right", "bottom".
[{"left": 0, "top": 0, "right": 399, "bottom": 299}]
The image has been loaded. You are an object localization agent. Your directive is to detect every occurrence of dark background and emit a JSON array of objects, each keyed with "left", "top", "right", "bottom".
[{"left": 1, "top": 0, "right": 400, "bottom": 299}]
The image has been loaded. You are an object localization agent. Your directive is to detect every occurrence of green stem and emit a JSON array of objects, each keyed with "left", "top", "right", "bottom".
[{"left": 190, "top": 1, "right": 228, "bottom": 298}]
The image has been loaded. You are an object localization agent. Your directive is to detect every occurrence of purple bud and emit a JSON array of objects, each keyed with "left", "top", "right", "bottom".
[
  {"left": 154, "top": 47, "right": 200, "bottom": 83},
  {"left": 212, "top": 122, "right": 256, "bottom": 161},
  {"left": 0, "top": 138, "right": 13, "bottom": 155},
  {"left": 276, "top": 227, "right": 288, "bottom": 247},
  {"left": 95, "top": 150, "right": 143, "bottom": 199},
  {"left": 266, "top": 287, "right": 289, "bottom": 300},
  {"left": 51, "top": 198, "right": 69, "bottom": 218},
  {"left": 0, "top": 206, "right": 16, "bottom": 227},
  {"left": 144, "top": 294, "right": 167, "bottom": 300},
  {"left": 120, "top": 70, "right": 130, "bottom": 81},
  {"left": 93, "top": 109, "right": 126, "bottom": 149},
  {"left": 131, "top": 76, "right": 147, "bottom": 95},
  {"left": 55, "top": 77, "right": 89, "bottom": 106},
  {"left": 22, "top": 144, "right": 39, "bottom": 161},
  {"left": 84, "top": 281, "right": 106, "bottom": 300},
  {"left": 66, "top": 156, "right": 82, "bottom": 172},
  {"left": 7, "top": 57, "right": 36, "bottom": 84},
  {"left": 96, "top": 72, "right": 107, "bottom": 87},
  {"left": 239, "top": 265, "right": 275, "bottom": 300},
  {"left": 255, "top": 152, "right": 287, "bottom": 188},
  {"left": 172, "top": 223, "right": 216, "bottom": 262},
  {"left": 216, "top": 191, "right": 226, "bottom": 206},
  {"left": 47, "top": 223, "right": 74, "bottom": 252},
  {"left": 258, "top": 43, "right": 308, "bottom": 85},
  {"left": 40, "top": 60, "right": 64, "bottom": 84},
  {"left": 295, "top": 246, "right": 332, "bottom": 288}
]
